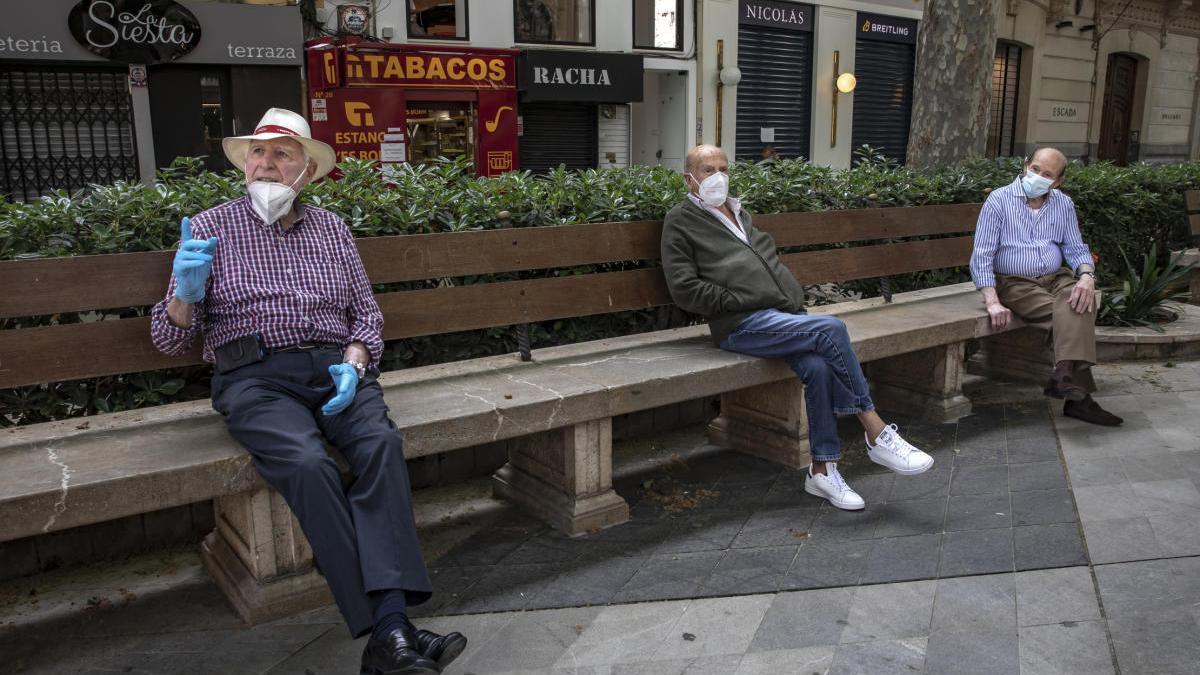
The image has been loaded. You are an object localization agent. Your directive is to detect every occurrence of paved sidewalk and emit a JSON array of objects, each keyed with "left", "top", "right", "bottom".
[{"left": 2, "top": 360, "right": 1198, "bottom": 674}]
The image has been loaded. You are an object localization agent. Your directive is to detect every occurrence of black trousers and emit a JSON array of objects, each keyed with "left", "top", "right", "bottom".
[{"left": 211, "top": 348, "right": 431, "bottom": 638}]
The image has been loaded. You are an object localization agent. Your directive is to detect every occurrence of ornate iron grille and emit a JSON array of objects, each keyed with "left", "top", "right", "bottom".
[{"left": 1, "top": 66, "right": 139, "bottom": 202}]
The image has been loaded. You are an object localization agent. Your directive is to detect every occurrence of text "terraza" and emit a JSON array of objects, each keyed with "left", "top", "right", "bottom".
[{"left": 533, "top": 66, "right": 612, "bottom": 86}]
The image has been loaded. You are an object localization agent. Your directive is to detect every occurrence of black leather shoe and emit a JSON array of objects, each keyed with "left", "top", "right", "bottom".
[
  {"left": 360, "top": 626, "right": 441, "bottom": 675},
  {"left": 1064, "top": 396, "right": 1123, "bottom": 427},
  {"left": 415, "top": 629, "right": 468, "bottom": 668}
]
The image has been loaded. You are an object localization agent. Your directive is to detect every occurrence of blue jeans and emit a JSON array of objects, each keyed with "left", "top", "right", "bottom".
[{"left": 719, "top": 309, "right": 875, "bottom": 462}]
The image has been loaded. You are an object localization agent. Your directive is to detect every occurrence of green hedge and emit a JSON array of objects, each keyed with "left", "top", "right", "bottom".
[{"left": 2, "top": 152, "right": 1196, "bottom": 425}]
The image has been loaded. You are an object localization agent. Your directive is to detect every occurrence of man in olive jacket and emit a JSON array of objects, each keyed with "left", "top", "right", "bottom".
[{"left": 660, "top": 145, "right": 934, "bottom": 510}]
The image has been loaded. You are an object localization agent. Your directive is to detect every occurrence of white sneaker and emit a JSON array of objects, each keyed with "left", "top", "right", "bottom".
[
  {"left": 867, "top": 424, "right": 935, "bottom": 475},
  {"left": 804, "top": 463, "right": 866, "bottom": 510}
]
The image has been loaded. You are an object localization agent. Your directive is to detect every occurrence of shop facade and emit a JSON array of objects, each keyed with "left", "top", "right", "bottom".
[
  {"left": 311, "top": 1, "right": 697, "bottom": 173},
  {"left": 305, "top": 40, "right": 519, "bottom": 177},
  {"left": 0, "top": 0, "right": 304, "bottom": 202},
  {"left": 701, "top": 0, "right": 922, "bottom": 168}
]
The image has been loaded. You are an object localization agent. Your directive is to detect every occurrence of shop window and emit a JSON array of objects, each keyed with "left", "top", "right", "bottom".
[
  {"left": 407, "top": 102, "right": 476, "bottom": 168},
  {"left": 988, "top": 41, "right": 1021, "bottom": 158},
  {"left": 408, "top": 0, "right": 469, "bottom": 40},
  {"left": 515, "top": 0, "right": 594, "bottom": 45},
  {"left": 200, "top": 75, "right": 227, "bottom": 172},
  {"left": 634, "top": 0, "right": 682, "bottom": 50}
]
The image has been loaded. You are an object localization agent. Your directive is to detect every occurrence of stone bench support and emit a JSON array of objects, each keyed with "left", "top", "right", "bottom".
[
  {"left": 707, "top": 379, "right": 811, "bottom": 469},
  {"left": 491, "top": 419, "right": 629, "bottom": 536},
  {"left": 201, "top": 487, "right": 331, "bottom": 625},
  {"left": 868, "top": 343, "right": 972, "bottom": 423}
]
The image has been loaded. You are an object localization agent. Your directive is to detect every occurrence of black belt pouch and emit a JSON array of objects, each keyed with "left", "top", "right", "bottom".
[{"left": 214, "top": 334, "right": 264, "bottom": 374}]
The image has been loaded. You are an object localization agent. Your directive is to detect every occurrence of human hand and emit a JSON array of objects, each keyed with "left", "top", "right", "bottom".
[
  {"left": 172, "top": 217, "right": 219, "bottom": 304},
  {"left": 987, "top": 302, "right": 1012, "bottom": 330},
  {"left": 1069, "top": 274, "right": 1096, "bottom": 314},
  {"left": 321, "top": 363, "right": 360, "bottom": 416}
]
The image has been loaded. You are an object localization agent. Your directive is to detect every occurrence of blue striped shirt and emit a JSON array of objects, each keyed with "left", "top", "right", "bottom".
[{"left": 969, "top": 178, "right": 1093, "bottom": 289}]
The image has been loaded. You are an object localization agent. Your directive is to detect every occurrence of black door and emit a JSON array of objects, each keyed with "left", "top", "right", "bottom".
[
  {"left": 519, "top": 102, "right": 597, "bottom": 173},
  {"left": 148, "top": 65, "right": 233, "bottom": 172},
  {"left": 229, "top": 66, "right": 303, "bottom": 140},
  {"left": 735, "top": 22, "right": 814, "bottom": 161},
  {"left": 851, "top": 39, "right": 915, "bottom": 164}
]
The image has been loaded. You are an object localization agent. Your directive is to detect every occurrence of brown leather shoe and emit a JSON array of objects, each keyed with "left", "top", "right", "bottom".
[
  {"left": 1063, "top": 396, "right": 1123, "bottom": 426},
  {"left": 1045, "top": 374, "right": 1088, "bottom": 401}
]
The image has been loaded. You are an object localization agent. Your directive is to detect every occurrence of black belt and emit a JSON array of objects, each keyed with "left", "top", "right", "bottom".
[{"left": 268, "top": 342, "right": 340, "bottom": 354}]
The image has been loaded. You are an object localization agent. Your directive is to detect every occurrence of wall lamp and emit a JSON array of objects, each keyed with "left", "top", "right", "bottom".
[
  {"left": 831, "top": 50, "right": 856, "bottom": 147},
  {"left": 715, "top": 40, "right": 741, "bottom": 147}
]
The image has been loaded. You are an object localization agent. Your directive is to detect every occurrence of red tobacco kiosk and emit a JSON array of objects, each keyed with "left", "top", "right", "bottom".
[{"left": 305, "top": 39, "right": 520, "bottom": 177}]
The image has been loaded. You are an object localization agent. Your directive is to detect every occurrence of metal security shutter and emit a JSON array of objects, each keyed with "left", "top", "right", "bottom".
[
  {"left": 735, "top": 24, "right": 813, "bottom": 161},
  {"left": 519, "top": 102, "right": 597, "bottom": 173},
  {"left": 851, "top": 40, "right": 915, "bottom": 164},
  {"left": 0, "top": 66, "right": 139, "bottom": 203}
]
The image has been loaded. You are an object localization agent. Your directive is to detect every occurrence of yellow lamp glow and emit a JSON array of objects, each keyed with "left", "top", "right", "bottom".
[{"left": 836, "top": 72, "right": 857, "bottom": 94}]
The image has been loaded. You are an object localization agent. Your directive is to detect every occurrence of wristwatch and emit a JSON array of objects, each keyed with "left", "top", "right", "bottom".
[{"left": 344, "top": 359, "right": 367, "bottom": 379}]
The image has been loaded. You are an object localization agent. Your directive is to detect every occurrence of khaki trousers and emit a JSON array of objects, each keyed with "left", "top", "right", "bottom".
[{"left": 996, "top": 269, "right": 1097, "bottom": 367}]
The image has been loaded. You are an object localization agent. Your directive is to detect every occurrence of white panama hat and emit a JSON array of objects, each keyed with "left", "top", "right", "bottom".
[{"left": 221, "top": 107, "right": 337, "bottom": 180}]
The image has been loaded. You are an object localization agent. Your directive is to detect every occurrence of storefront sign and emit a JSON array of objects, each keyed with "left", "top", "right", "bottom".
[
  {"left": 68, "top": 0, "right": 200, "bottom": 63},
  {"left": 310, "top": 46, "right": 516, "bottom": 90},
  {"left": 2, "top": 0, "right": 302, "bottom": 65},
  {"left": 518, "top": 51, "right": 643, "bottom": 103},
  {"left": 739, "top": 0, "right": 813, "bottom": 31},
  {"left": 858, "top": 12, "right": 918, "bottom": 45}
]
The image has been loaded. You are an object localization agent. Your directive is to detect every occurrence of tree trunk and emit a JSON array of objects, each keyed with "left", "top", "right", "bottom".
[{"left": 906, "top": 0, "right": 1001, "bottom": 169}]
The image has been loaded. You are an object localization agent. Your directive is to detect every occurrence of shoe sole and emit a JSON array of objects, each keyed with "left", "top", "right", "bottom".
[
  {"left": 435, "top": 634, "right": 468, "bottom": 668},
  {"left": 804, "top": 482, "right": 865, "bottom": 510},
  {"left": 359, "top": 666, "right": 440, "bottom": 675},
  {"left": 868, "top": 449, "right": 934, "bottom": 476}
]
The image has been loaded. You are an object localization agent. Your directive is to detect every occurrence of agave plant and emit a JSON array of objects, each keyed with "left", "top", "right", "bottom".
[{"left": 1098, "top": 244, "right": 1195, "bottom": 332}]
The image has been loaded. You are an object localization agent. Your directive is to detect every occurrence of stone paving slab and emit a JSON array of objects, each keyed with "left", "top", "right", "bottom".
[{"left": 414, "top": 401, "right": 1085, "bottom": 617}]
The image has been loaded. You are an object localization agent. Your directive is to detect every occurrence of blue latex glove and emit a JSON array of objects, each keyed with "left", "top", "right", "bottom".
[
  {"left": 321, "top": 363, "right": 360, "bottom": 416},
  {"left": 173, "top": 216, "right": 219, "bottom": 304}
]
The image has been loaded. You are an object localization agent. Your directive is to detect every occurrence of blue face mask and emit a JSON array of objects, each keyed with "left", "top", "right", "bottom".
[{"left": 1020, "top": 172, "right": 1054, "bottom": 198}]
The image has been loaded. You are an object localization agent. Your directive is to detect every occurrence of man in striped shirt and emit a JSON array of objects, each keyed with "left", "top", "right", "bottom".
[
  {"left": 970, "top": 147, "right": 1122, "bottom": 426},
  {"left": 151, "top": 109, "right": 463, "bottom": 674}
]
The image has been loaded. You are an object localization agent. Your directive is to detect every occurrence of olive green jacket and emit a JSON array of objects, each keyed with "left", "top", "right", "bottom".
[{"left": 660, "top": 199, "right": 806, "bottom": 345}]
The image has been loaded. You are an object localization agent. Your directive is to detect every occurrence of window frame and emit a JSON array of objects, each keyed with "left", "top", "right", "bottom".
[
  {"left": 512, "top": 0, "right": 597, "bottom": 47},
  {"left": 406, "top": 0, "right": 471, "bottom": 42},
  {"left": 988, "top": 40, "right": 1022, "bottom": 158},
  {"left": 632, "top": 0, "right": 684, "bottom": 52}
]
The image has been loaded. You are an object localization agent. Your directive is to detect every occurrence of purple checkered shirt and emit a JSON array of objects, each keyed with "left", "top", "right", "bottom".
[{"left": 150, "top": 196, "right": 384, "bottom": 368}]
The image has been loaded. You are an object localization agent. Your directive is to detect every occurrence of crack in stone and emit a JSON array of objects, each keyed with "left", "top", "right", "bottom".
[
  {"left": 43, "top": 444, "right": 73, "bottom": 533},
  {"left": 553, "top": 349, "right": 698, "bottom": 368},
  {"left": 501, "top": 372, "right": 566, "bottom": 430}
]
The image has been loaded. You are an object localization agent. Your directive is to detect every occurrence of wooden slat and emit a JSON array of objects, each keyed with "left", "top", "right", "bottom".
[
  {"left": 1186, "top": 190, "right": 1200, "bottom": 237},
  {"left": 754, "top": 203, "right": 982, "bottom": 247},
  {"left": 0, "top": 204, "right": 985, "bottom": 319},
  {"left": 786, "top": 237, "right": 975, "bottom": 284},
  {"left": 0, "top": 318, "right": 202, "bottom": 389},
  {"left": 377, "top": 269, "right": 672, "bottom": 339},
  {"left": 357, "top": 220, "right": 663, "bottom": 283},
  {"left": 0, "top": 251, "right": 173, "bottom": 319}
]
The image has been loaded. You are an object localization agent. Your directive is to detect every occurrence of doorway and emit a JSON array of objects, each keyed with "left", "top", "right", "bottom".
[{"left": 1098, "top": 53, "right": 1138, "bottom": 165}]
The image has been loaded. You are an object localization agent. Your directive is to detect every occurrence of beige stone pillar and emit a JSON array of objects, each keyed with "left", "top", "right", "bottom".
[
  {"left": 491, "top": 419, "right": 629, "bottom": 535},
  {"left": 201, "top": 487, "right": 331, "bottom": 625},
  {"left": 967, "top": 326, "right": 1054, "bottom": 386},
  {"left": 707, "top": 379, "right": 811, "bottom": 469},
  {"left": 868, "top": 343, "right": 973, "bottom": 423}
]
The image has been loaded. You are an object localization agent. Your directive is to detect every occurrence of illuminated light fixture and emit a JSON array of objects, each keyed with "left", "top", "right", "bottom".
[{"left": 831, "top": 51, "right": 856, "bottom": 147}]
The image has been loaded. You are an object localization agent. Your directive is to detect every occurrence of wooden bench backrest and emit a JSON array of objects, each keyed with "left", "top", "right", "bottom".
[
  {"left": 1186, "top": 190, "right": 1200, "bottom": 238},
  {"left": 0, "top": 203, "right": 982, "bottom": 389}
]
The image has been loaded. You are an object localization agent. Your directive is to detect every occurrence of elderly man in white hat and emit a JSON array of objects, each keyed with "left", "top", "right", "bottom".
[{"left": 150, "top": 108, "right": 464, "bottom": 675}]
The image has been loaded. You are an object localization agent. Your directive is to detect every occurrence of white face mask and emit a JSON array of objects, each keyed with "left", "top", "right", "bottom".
[
  {"left": 688, "top": 171, "right": 729, "bottom": 207},
  {"left": 248, "top": 170, "right": 306, "bottom": 224},
  {"left": 1020, "top": 171, "right": 1054, "bottom": 199}
]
